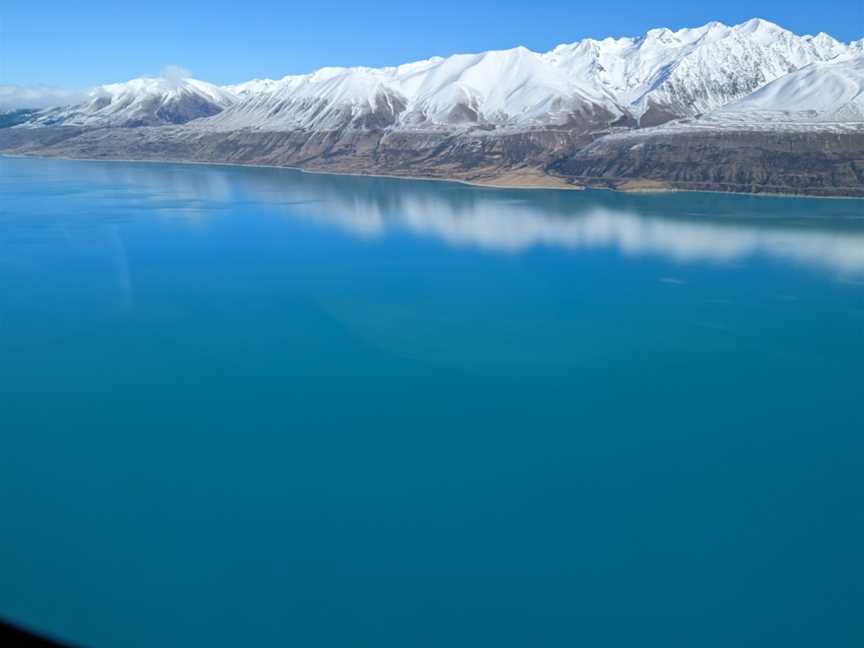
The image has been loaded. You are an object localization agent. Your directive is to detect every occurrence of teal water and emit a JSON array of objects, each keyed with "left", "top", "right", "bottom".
[{"left": 1, "top": 156, "right": 863, "bottom": 647}]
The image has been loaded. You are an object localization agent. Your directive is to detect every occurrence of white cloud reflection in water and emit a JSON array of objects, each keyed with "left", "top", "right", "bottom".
[
  {"left": 312, "top": 200, "right": 864, "bottom": 274},
  {"left": 223, "top": 167, "right": 864, "bottom": 276},
  {"left": 17, "top": 159, "right": 864, "bottom": 276}
]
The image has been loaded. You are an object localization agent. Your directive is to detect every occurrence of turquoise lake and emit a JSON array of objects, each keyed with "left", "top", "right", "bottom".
[{"left": 1, "top": 156, "right": 862, "bottom": 647}]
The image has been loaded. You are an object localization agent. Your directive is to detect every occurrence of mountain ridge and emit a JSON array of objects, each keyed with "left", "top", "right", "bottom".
[
  {"left": 3, "top": 18, "right": 863, "bottom": 197},
  {"left": 10, "top": 18, "right": 863, "bottom": 131}
]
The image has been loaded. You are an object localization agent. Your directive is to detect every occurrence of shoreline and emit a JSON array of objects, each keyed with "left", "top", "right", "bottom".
[
  {"left": 1, "top": 152, "right": 587, "bottom": 193},
  {"left": 3, "top": 152, "right": 862, "bottom": 201}
]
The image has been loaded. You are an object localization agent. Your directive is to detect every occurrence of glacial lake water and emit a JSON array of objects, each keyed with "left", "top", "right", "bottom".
[{"left": 1, "top": 156, "right": 862, "bottom": 647}]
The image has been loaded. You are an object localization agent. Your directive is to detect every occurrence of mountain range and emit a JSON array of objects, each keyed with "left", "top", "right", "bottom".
[{"left": 3, "top": 18, "right": 863, "bottom": 196}]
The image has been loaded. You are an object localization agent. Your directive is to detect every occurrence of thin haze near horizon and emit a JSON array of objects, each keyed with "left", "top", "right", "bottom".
[{"left": 1, "top": 0, "right": 862, "bottom": 89}]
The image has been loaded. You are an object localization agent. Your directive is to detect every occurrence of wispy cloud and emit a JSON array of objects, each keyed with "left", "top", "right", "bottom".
[
  {"left": 160, "top": 65, "right": 192, "bottom": 82},
  {"left": 0, "top": 85, "right": 89, "bottom": 111},
  {"left": 0, "top": 64, "right": 192, "bottom": 111}
]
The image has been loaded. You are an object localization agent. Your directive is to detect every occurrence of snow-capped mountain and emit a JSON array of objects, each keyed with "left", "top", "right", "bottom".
[
  {"left": 206, "top": 50, "right": 621, "bottom": 133},
  {"left": 717, "top": 56, "right": 864, "bottom": 123},
  {"left": 565, "top": 18, "right": 855, "bottom": 123},
  {"left": 199, "top": 18, "right": 860, "bottom": 133},
  {"left": 28, "top": 77, "right": 238, "bottom": 128},
  {"left": 4, "top": 18, "right": 863, "bottom": 198},
  {"left": 15, "top": 18, "right": 860, "bottom": 133}
]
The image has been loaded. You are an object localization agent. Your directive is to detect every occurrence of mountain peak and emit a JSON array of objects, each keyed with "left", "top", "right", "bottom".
[
  {"left": 735, "top": 17, "right": 784, "bottom": 33},
  {"left": 25, "top": 75, "right": 237, "bottom": 128}
]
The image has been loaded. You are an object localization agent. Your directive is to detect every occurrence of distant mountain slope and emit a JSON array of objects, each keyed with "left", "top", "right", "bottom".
[
  {"left": 718, "top": 56, "right": 864, "bottom": 123},
  {"left": 0, "top": 109, "right": 39, "bottom": 128},
  {"left": 223, "top": 78, "right": 281, "bottom": 98},
  {"left": 547, "top": 56, "right": 864, "bottom": 196},
  {"left": 25, "top": 77, "right": 237, "bottom": 128}
]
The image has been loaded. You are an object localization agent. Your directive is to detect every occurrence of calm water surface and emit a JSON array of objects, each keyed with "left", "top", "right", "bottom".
[{"left": 1, "top": 156, "right": 863, "bottom": 647}]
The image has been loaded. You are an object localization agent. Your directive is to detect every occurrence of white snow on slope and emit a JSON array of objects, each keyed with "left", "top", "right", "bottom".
[
  {"left": 719, "top": 56, "right": 864, "bottom": 122},
  {"left": 223, "top": 78, "right": 281, "bottom": 98},
  {"left": 28, "top": 76, "right": 238, "bottom": 128},
  {"left": 208, "top": 47, "right": 622, "bottom": 132},
  {"left": 612, "top": 19, "right": 851, "bottom": 118}
]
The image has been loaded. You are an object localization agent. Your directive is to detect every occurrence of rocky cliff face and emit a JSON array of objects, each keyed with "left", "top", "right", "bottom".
[{"left": 547, "top": 128, "right": 864, "bottom": 197}]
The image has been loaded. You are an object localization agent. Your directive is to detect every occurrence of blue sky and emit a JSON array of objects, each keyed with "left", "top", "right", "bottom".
[{"left": 2, "top": 0, "right": 863, "bottom": 87}]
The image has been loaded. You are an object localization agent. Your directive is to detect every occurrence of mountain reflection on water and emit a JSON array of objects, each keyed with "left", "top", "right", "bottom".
[{"left": 2, "top": 156, "right": 864, "bottom": 275}]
